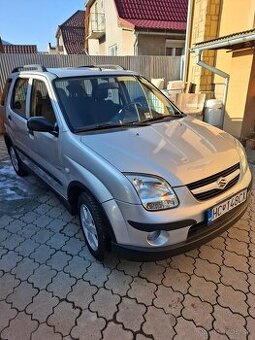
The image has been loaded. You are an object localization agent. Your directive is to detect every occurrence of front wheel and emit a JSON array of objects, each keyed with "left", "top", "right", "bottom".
[
  {"left": 78, "top": 192, "right": 110, "bottom": 260},
  {"left": 9, "top": 145, "right": 28, "bottom": 177}
]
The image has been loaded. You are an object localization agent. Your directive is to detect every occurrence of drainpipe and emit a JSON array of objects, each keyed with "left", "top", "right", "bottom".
[
  {"left": 134, "top": 33, "right": 138, "bottom": 55},
  {"left": 196, "top": 50, "right": 230, "bottom": 129},
  {"left": 183, "top": 0, "right": 194, "bottom": 82}
]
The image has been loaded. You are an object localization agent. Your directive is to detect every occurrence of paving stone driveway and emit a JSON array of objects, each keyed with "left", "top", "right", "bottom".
[{"left": 0, "top": 135, "right": 255, "bottom": 340}]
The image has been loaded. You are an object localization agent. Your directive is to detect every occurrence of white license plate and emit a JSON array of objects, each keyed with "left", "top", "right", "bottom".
[{"left": 207, "top": 189, "right": 247, "bottom": 223}]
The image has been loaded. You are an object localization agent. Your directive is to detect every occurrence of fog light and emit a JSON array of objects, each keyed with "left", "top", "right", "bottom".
[{"left": 147, "top": 230, "right": 160, "bottom": 242}]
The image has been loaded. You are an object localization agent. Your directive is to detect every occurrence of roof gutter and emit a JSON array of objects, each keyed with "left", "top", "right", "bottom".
[
  {"left": 195, "top": 50, "right": 229, "bottom": 129},
  {"left": 190, "top": 32, "right": 255, "bottom": 52}
]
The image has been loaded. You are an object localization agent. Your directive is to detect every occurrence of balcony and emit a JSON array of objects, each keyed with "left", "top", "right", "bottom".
[{"left": 88, "top": 13, "right": 105, "bottom": 39}]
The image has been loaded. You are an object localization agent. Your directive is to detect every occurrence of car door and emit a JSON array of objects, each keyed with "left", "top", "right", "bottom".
[
  {"left": 7, "top": 76, "right": 32, "bottom": 162},
  {"left": 27, "top": 77, "right": 65, "bottom": 196}
]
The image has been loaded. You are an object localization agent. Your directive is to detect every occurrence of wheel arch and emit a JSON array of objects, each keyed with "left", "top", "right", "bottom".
[{"left": 67, "top": 181, "right": 116, "bottom": 242}]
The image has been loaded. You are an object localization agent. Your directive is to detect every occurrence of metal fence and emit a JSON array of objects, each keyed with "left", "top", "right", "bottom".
[{"left": 0, "top": 54, "right": 181, "bottom": 92}]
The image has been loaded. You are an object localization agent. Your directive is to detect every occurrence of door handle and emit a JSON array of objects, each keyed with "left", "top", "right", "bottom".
[{"left": 8, "top": 115, "right": 12, "bottom": 121}]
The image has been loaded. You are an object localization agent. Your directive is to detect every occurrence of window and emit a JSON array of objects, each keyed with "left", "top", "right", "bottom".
[
  {"left": 0, "top": 78, "right": 12, "bottom": 106},
  {"left": 11, "top": 78, "right": 29, "bottom": 117},
  {"left": 165, "top": 39, "right": 185, "bottom": 56},
  {"left": 109, "top": 44, "right": 118, "bottom": 56},
  {"left": 30, "top": 79, "right": 56, "bottom": 125}
]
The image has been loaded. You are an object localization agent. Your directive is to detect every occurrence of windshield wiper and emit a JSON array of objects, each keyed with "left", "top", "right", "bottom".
[
  {"left": 145, "top": 114, "right": 183, "bottom": 123},
  {"left": 75, "top": 121, "right": 149, "bottom": 133}
]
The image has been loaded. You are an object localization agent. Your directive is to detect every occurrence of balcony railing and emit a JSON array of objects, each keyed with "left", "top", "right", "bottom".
[{"left": 88, "top": 13, "right": 105, "bottom": 39}]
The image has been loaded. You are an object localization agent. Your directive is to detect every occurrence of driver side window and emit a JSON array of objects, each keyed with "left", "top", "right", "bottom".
[{"left": 30, "top": 79, "right": 56, "bottom": 125}]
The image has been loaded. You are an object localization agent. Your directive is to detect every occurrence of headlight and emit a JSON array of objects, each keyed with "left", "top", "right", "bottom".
[
  {"left": 237, "top": 141, "right": 248, "bottom": 173},
  {"left": 125, "top": 174, "right": 178, "bottom": 211}
]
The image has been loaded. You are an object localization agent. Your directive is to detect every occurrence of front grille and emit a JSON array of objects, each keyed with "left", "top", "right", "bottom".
[{"left": 187, "top": 163, "right": 240, "bottom": 201}]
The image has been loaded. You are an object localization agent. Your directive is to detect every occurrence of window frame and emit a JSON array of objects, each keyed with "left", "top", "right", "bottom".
[
  {"left": 10, "top": 77, "right": 30, "bottom": 119},
  {"left": 0, "top": 78, "right": 12, "bottom": 107}
]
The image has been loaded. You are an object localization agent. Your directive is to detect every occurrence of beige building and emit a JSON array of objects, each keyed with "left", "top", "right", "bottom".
[
  {"left": 85, "top": 0, "right": 187, "bottom": 56},
  {"left": 185, "top": 0, "right": 255, "bottom": 139}
]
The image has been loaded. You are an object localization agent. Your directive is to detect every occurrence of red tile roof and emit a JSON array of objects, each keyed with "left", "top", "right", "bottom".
[
  {"left": 57, "top": 10, "right": 85, "bottom": 54},
  {"left": 3, "top": 45, "right": 37, "bottom": 54},
  {"left": 114, "top": 0, "right": 188, "bottom": 31}
]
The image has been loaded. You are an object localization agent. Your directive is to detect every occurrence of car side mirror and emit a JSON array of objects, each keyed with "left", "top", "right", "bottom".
[{"left": 27, "top": 116, "right": 58, "bottom": 136}]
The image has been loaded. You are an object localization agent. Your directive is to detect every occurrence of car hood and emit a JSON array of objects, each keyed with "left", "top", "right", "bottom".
[{"left": 79, "top": 117, "right": 239, "bottom": 186}]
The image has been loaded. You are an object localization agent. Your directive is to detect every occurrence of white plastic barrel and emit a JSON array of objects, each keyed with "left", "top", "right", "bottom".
[{"left": 204, "top": 99, "right": 222, "bottom": 127}]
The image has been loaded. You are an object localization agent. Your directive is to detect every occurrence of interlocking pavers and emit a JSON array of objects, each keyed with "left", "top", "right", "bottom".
[
  {"left": 71, "top": 309, "right": 106, "bottom": 340},
  {"left": 28, "top": 264, "right": 57, "bottom": 289},
  {"left": 11, "top": 257, "right": 39, "bottom": 281},
  {"left": 64, "top": 255, "right": 90, "bottom": 279},
  {"left": 62, "top": 237, "right": 84, "bottom": 255},
  {"left": 48, "top": 301, "right": 80, "bottom": 336},
  {"left": 47, "top": 272, "right": 75, "bottom": 299},
  {"left": 153, "top": 285, "right": 183, "bottom": 316},
  {"left": 1, "top": 311, "right": 38, "bottom": 340},
  {"left": 139, "top": 262, "right": 165, "bottom": 284},
  {"left": 220, "top": 265, "right": 249, "bottom": 293},
  {"left": 142, "top": 306, "right": 176, "bottom": 340},
  {"left": 31, "top": 229, "right": 54, "bottom": 245},
  {"left": 194, "top": 258, "right": 221, "bottom": 283},
  {"left": 162, "top": 268, "right": 190, "bottom": 294},
  {"left": 67, "top": 280, "right": 97, "bottom": 309},
  {"left": 105, "top": 269, "right": 133, "bottom": 295},
  {"left": 0, "top": 273, "right": 20, "bottom": 300},
  {"left": 174, "top": 317, "right": 208, "bottom": 340},
  {"left": 31, "top": 323, "right": 62, "bottom": 340},
  {"left": 213, "top": 305, "right": 248, "bottom": 339},
  {"left": 170, "top": 254, "right": 195, "bottom": 275},
  {"left": 46, "top": 233, "right": 69, "bottom": 250},
  {"left": 82, "top": 262, "right": 111, "bottom": 287},
  {"left": 223, "top": 250, "right": 249, "bottom": 272},
  {"left": 90, "top": 287, "right": 120, "bottom": 319},
  {"left": 0, "top": 301, "right": 17, "bottom": 332},
  {"left": 116, "top": 297, "right": 146, "bottom": 332},
  {"left": 102, "top": 321, "right": 133, "bottom": 340},
  {"left": 182, "top": 295, "right": 213, "bottom": 330},
  {"left": 128, "top": 277, "right": 157, "bottom": 306},
  {"left": 6, "top": 281, "right": 38, "bottom": 311},
  {"left": 0, "top": 137, "right": 255, "bottom": 340},
  {"left": 198, "top": 244, "right": 224, "bottom": 265},
  {"left": 188, "top": 276, "right": 217, "bottom": 304},
  {"left": 46, "top": 251, "right": 72, "bottom": 271},
  {"left": 26, "top": 290, "right": 59, "bottom": 322},
  {"left": 30, "top": 244, "right": 55, "bottom": 264}
]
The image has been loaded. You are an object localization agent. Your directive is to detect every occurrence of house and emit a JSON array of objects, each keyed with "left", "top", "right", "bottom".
[
  {"left": 0, "top": 36, "right": 37, "bottom": 53},
  {"left": 85, "top": 0, "right": 188, "bottom": 56},
  {"left": 184, "top": 0, "right": 255, "bottom": 139},
  {"left": 48, "top": 10, "right": 85, "bottom": 54}
]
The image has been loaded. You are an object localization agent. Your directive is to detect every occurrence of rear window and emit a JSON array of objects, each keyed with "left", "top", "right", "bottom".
[{"left": 0, "top": 78, "right": 12, "bottom": 106}]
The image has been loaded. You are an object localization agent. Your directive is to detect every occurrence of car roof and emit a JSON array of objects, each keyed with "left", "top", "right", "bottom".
[{"left": 11, "top": 65, "right": 138, "bottom": 79}]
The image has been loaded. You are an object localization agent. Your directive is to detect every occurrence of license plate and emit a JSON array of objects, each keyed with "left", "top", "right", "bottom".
[{"left": 207, "top": 189, "right": 247, "bottom": 223}]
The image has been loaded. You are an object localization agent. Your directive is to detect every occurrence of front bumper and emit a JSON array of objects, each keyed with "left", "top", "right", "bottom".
[{"left": 112, "top": 195, "right": 250, "bottom": 261}]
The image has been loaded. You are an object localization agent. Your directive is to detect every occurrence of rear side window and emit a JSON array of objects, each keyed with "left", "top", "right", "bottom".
[
  {"left": 11, "top": 78, "right": 29, "bottom": 117},
  {"left": 0, "top": 78, "right": 12, "bottom": 106}
]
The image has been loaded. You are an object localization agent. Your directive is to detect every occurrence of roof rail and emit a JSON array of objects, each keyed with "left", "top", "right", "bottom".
[
  {"left": 12, "top": 64, "right": 47, "bottom": 73},
  {"left": 78, "top": 64, "right": 126, "bottom": 71}
]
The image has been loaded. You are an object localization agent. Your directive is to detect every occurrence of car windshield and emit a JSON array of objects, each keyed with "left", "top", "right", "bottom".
[{"left": 54, "top": 75, "right": 183, "bottom": 132}]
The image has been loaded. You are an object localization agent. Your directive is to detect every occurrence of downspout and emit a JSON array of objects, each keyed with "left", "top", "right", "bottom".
[
  {"left": 196, "top": 50, "right": 230, "bottom": 129},
  {"left": 183, "top": 0, "right": 194, "bottom": 81},
  {"left": 134, "top": 33, "right": 138, "bottom": 55}
]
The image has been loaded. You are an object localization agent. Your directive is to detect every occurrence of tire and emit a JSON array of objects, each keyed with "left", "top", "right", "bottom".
[
  {"left": 78, "top": 192, "right": 110, "bottom": 260},
  {"left": 8, "top": 145, "right": 28, "bottom": 177}
]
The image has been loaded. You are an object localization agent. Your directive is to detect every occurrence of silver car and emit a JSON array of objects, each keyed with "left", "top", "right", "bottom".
[{"left": 2, "top": 64, "right": 252, "bottom": 260}]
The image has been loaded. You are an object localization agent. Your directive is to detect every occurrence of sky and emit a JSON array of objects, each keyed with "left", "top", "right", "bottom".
[{"left": 0, "top": 0, "right": 86, "bottom": 51}]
